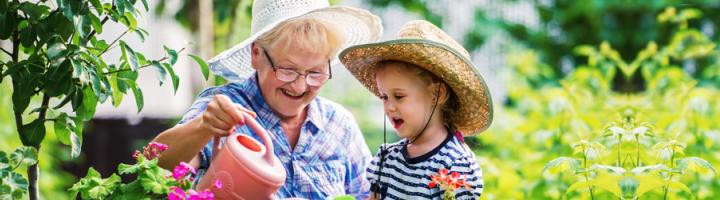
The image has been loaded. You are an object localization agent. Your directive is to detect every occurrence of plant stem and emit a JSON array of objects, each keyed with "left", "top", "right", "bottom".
[
  {"left": 617, "top": 136, "right": 621, "bottom": 167},
  {"left": 10, "top": 15, "right": 41, "bottom": 200},
  {"left": 636, "top": 136, "right": 640, "bottom": 167},
  {"left": 98, "top": 30, "right": 129, "bottom": 56},
  {"left": 583, "top": 148, "right": 595, "bottom": 200},
  {"left": 1, "top": 47, "right": 11, "bottom": 56},
  {"left": 663, "top": 148, "right": 676, "bottom": 200},
  {"left": 103, "top": 47, "right": 186, "bottom": 75},
  {"left": 27, "top": 94, "right": 49, "bottom": 200}
]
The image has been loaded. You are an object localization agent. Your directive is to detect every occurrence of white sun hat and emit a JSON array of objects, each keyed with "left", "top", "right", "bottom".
[{"left": 207, "top": 0, "right": 383, "bottom": 82}]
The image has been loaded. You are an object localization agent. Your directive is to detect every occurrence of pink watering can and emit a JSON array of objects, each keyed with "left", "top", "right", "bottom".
[{"left": 196, "top": 113, "right": 286, "bottom": 199}]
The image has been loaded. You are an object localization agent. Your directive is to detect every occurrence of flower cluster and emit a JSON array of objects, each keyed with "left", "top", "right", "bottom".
[
  {"left": 428, "top": 168, "right": 470, "bottom": 200},
  {"left": 167, "top": 162, "right": 222, "bottom": 200},
  {"left": 133, "top": 142, "right": 169, "bottom": 160}
]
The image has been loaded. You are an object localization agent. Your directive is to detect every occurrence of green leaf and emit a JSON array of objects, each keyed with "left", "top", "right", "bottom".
[
  {"left": 189, "top": 54, "right": 210, "bottom": 80},
  {"left": 70, "top": 168, "right": 120, "bottom": 199},
  {"left": 134, "top": 28, "right": 149, "bottom": 42},
  {"left": 0, "top": 5, "right": 18, "bottom": 40},
  {"left": 675, "top": 157, "right": 716, "bottom": 174},
  {"left": 74, "top": 15, "right": 92, "bottom": 43},
  {"left": 69, "top": 124, "right": 83, "bottom": 158},
  {"left": 333, "top": 195, "right": 356, "bottom": 200},
  {"left": 122, "top": 12, "right": 137, "bottom": 31},
  {"left": 55, "top": 114, "right": 83, "bottom": 158},
  {"left": 77, "top": 86, "right": 98, "bottom": 121},
  {"left": 90, "top": 70, "right": 106, "bottom": 102},
  {"left": 114, "top": 0, "right": 126, "bottom": 14},
  {"left": 138, "top": 166, "right": 170, "bottom": 194},
  {"left": 88, "top": 13, "right": 103, "bottom": 35},
  {"left": 150, "top": 61, "right": 167, "bottom": 86},
  {"left": 71, "top": 58, "right": 88, "bottom": 82},
  {"left": 0, "top": 152, "right": 10, "bottom": 171},
  {"left": 592, "top": 173, "right": 622, "bottom": 197},
  {"left": 164, "top": 46, "right": 178, "bottom": 65},
  {"left": 0, "top": 185, "right": 12, "bottom": 200},
  {"left": 47, "top": 43, "right": 67, "bottom": 61},
  {"left": 109, "top": 75, "right": 125, "bottom": 107},
  {"left": 54, "top": 113, "right": 71, "bottom": 145},
  {"left": 11, "top": 76, "right": 35, "bottom": 115},
  {"left": 543, "top": 157, "right": 580, "bottom": 174},
  {"left": 19, "top": 2, "right": 50, "bottom": 23},
  {"left": 666, "top": 181, "right": 692, "bottom": 196},
  {"left": 120, "top": 41, "right": 139, "bottom": 71},
  {"left": 45, "top": 60, "right": 73, "bottom": 97},
  {"left": 72, "top": 117, "right": 85, "bottom": 142},
  {"left": 1, "top": 171, "right": 28, "bottom": 199},
  {"left": 10, "top": 146, "right": 38, "bottom": 167},
  {"left": 128, "top": 81, "right": 144, "bottom": 112},
  {"left": 565, "top": 180, "right": 592, "bottom": 195},
  {"left": 635, "top": 175, "right": 664, "bottom": 197},
  {"left": 118, "top": 163, "right": 140, "bottom": 175},
  {"left": 163, "top": 63, "right": 179, "bottom": 94},
  {"left": 139, "top": 0, "right": 149, "bottom": 11},
  {"left": 19, "top": 119, "right": 46, "bottom": 147},
  {"left": 89, "top": 0, "right": 103, "bottom": 14}
]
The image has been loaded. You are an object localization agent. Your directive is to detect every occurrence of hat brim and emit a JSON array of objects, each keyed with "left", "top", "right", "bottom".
[
  {"left": 207, "top": 6, "right": 382, "bottom": 82},
  {"left": 339, "top": 39, "right": 493, "bottom": 135}
]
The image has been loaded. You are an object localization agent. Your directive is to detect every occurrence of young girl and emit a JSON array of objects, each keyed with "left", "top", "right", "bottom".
[{"left": 340, "top": 20, "right": 493, "bottom": 199}]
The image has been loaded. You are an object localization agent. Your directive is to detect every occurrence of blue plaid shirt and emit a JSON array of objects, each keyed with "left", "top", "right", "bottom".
[{"left": 178, "top": 74, "right": 372, "bottom": 199}]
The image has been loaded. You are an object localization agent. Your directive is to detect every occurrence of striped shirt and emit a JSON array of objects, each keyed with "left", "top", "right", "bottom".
[
  {"left": 178, "top": 74, "right": 373, "bottom": 199},
  {"left": 367, "top": 132, "right": 483, "bottom": 199}
]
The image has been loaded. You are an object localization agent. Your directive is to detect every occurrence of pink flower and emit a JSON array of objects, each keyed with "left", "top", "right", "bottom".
[
  {"left": 172, "top": 162, "right": 196, "bottom": 181},
  {"left": 132, "top": 150, "right": 141, "bottom": 159},
  {"left": 213, "top": 179, "right": 222, "bottom": 189},
  {"left": 186, "top": 190, "right": 199, "bottom": 200},
  {"left": 187, "top": 189, "right": 214, "bottom": 200},
  {"left": 168, "top": 186, "right": 185, "bottom": 200},
  {"left": 150, "top": 142, "right": 169, "bottom": 151},
  {"left": 143, "top": 142, "right": 169, "bottom": 160}
]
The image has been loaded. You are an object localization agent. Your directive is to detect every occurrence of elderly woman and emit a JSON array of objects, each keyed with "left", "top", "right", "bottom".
[{"left": 152, "top": 0, "right": 382, "bottom": 199}]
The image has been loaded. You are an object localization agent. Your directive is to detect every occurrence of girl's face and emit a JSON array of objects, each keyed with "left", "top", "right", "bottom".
[{"left": 376, "top": 63, "right": 438, "bottom": 139}]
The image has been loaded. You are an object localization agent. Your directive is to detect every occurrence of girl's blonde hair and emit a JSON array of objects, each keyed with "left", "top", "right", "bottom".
[
  {"left": 255, "top": 17, "right": 344, "bottom": 59},
  {"left": 376, "top": 60, "right": 460, "bottom": 130}
]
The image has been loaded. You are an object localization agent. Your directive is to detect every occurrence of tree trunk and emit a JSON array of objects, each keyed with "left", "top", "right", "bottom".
[{"left": 28, "top": 152, "right": 40, "bottom": 200}]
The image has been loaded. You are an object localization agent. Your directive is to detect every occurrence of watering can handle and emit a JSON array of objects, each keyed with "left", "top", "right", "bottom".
[{"left": 210, "top": 113, "right": 275, "bottom": 163}]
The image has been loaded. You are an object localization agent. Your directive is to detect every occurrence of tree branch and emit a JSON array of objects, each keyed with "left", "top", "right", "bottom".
[
  {"left": 98, "top": 30, "right": 129, "bottom": 56},
  {"left": 85, "top": 16, "right": 110, "bottom": 42},
  {"left": 103, "top": 47, "right": 186, "bottom": 75},
  {"left": 1, "top": 47, "right": 11, "bottom": 56},
  {"left": 84, "top": 3, "right": 117, "bottom": 43},
  {"left": 38, "top": 94, "right": 50, "bottom": 122}
]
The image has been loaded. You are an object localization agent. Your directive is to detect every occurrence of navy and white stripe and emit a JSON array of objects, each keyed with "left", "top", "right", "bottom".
[{"left": 367, "top": 133, "right": 483, "bottom": 200}]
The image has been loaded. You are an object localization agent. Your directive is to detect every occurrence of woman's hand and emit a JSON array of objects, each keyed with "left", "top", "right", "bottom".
[{"left": 199, "top": 94, "right": 257, "bottom": 137}]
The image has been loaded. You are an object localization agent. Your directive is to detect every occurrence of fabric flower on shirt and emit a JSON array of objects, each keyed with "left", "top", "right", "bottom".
[{"left": 428, "top": 168, "right": 471, "bottom": 200}]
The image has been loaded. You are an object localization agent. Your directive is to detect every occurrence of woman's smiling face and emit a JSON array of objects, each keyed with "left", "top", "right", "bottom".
[
  {"left": 251, "top": 44, "right": 330, "bottom": 119},
  {"left": 375, "top": 62, "right": 437, "bottom": 139}
]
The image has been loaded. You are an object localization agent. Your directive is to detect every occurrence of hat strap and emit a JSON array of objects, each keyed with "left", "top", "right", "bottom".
[{"left": 409, "top": 83, "right": 441, "bottom": 144}]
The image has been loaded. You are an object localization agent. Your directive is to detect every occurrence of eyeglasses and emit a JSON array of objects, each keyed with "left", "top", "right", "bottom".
[{"left": 262, "top": 48, "right": 332, "bottom": 87}]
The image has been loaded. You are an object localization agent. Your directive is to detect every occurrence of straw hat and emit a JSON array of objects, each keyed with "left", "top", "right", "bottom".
[
  {"left": 208, "top": 0, "right": 383, "bottom": 82},
  {"left": 339, "top": 20, "right": 493, "bottom": 136}
]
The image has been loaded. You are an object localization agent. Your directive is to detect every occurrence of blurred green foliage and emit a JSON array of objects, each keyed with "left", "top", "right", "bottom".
[{"left": 480, "top": 7, "right": 719, "bottom": 200}]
